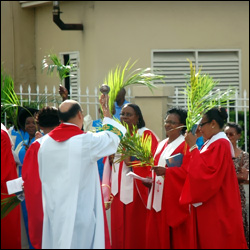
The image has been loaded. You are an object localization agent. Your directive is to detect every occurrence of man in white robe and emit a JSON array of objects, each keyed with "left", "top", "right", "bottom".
[{"left": 38, "top": 96, "right": 126, "bottom": 249}]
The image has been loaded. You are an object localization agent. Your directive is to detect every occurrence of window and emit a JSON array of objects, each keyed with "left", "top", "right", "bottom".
[
  {"left": 59, "top": 51, "right": 80, "bottom": 100},
  {"left": 152, "top": 49, "right": 241, "bottom": 108}
]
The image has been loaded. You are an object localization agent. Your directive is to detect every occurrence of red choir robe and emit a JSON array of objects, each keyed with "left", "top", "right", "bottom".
[
  {"left": 179, "top": 134, "right": 248, "bottom": 249},
  {"left": 146, "top": 138, "right": 195, "bottom": 249},
  {"left": 22, "top": 123, "right": 111, "bottom": 249},
  {"left": 111, "top": 128, "right": 159, "bottom": 249},
  {"left": 22, "top": 141, "right": 43, "bottom": 249},
  {"left": 1, "top": 128, "right": 21, "bottom": 249}
]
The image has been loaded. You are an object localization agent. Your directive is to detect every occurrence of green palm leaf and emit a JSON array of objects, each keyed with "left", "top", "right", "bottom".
[
  {"left": 184, "top": 59, "right": 235, "bottom": 132},
  {"left": 102, "top": 59, "right": 165, "bottom": 114},
  {"left": 42, "top": 53, "right": 76, "bottom": 85},
  {"left": 114, "top": 123, "right": 154, "bottom": 167},
  {"left": 1, "top": 195, "right": 21, "bottom": 220},
  {"left": 1, "top": 68, "right": 39, "bottom": 139},
  {"left": 1, "top": 68, "right": 21, "bottom": 129}
]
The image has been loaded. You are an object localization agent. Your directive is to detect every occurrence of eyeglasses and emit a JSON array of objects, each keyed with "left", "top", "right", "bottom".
[
  {"left": 199, "top": 121, "right": 210, "bottom": 127},
  {"left": 164, "top": 120, "right": 179, "bottom": 125},
  {"left": 120, "top": 112, "right": 134, "bottom": 117},
  {"left": 225, "top": 132, "right": 235, "bottom": 137}
]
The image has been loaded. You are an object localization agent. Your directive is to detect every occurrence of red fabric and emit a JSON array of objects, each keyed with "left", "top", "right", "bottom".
[
  {"left": 22, "top": 141, "right": 42, "bottom": 249},
  {"left": 180, "top": 139, "right": 248, "bottom": 249},
  {"left": 1, "top": 129, "right": 21, "bottom": 249},
  {"left": 22, "top": 124, "right": 111, "bottom": 249},
  {"left": 146, "top": 140, "right": 195, "bottom": 249},
  {"left": 48, "top": 123, "right": 84, "bottom": 142},
  {"left": 111, "top": 129, "right": 159, "bottom": 249}
]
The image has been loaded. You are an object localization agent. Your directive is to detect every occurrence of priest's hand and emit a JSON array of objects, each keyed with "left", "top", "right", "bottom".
[{"left": 100, "top": 94, "right": 112, "bottom": 118}]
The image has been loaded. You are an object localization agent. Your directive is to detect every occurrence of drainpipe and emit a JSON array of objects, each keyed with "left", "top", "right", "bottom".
[{"left": 53, "top": 1, "right": 83, "bottom": 31}]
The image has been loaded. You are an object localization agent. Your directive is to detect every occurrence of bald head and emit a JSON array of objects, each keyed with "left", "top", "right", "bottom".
[
  {"left": 59, "top": 100, "right": 79, "bottom": 112},
  {"left": 58, "top": 100, "right": 83, "bottom": 123}
]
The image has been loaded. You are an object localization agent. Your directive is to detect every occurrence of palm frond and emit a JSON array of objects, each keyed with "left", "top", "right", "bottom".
[
  {"left": 1, "top": 195, "right": 21, "bottom": 220},
  {"left": 102, "top": 59, "right": 165, "bottom": 114},
  {"left": 42, "top": 53, "right": 76, "bottom": 85},
  {"left": 114, "top": 123, "right": 154, "bottom": 167},
  {"left": 1, "top": 68, "right": 21, "bottom": 129},
  {"left": 184, "top": 59, "right": 235, "bottom": 132}
]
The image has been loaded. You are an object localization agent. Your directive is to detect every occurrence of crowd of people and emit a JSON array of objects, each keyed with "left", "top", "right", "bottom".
[{"left": 1, "top": 86, "right": 249, "bottom": 249}]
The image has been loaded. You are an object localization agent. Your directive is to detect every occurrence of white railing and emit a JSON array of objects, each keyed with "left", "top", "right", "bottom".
[
  {"left": 15, "top": 84, "right": 133, "bottom": 120},
  {"left": 5, "top": 84, "right": 249, "bottom": 152}
]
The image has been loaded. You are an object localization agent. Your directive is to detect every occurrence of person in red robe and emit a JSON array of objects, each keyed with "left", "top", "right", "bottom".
[
  {"left": 110, "top": 103, "right": 159, "bottom": 249},
  {"left": 22, "top": 107, "right": 60, "bottom": 249},
  {"left": 146, "top": 108, "right": 195, "bottom": 249},
  {"left": 1, "top": 124, "right": 21, "bottom": 249},
  {"left": 180, "top": 107, "right": 248, "bottom": 249}
]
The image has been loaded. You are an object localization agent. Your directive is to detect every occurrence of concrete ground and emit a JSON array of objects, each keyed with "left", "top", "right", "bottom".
[{"left": 106, "top": 184, "right": 249, "bottom": 244}]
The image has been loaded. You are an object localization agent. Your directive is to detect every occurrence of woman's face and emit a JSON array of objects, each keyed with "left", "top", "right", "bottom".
[
  {"left": 25, "top": 116, "right": 37, "bottom": 137},
  {"left": 224, "top": 126, "right": 240, "bottom": 144},
  {"left": 164, "top": 113, "right": 183, "bottom": 139},
  {"left": 120, "top": 105, "right": 139, "bottom": 131},
  {"left": 198, "top": 115, "right": 214, "bottom": 140}
]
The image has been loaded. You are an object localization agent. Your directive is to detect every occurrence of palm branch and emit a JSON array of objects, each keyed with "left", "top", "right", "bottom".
[
  {"left": 114, "top": 123, "right": 154, "bottom": 168},
  {"left": 1, "top": 68, "right": 39, "bottom": 138},
  {"left": 1, "top": 194, "right": 22, "bottom": 220},
  {"left": 184, "top": 59, "right": 235, "bottom": 133},
  {"left": 1, "top": 68, "right": 22, "bottom": 131},
  {"left": 101, "top": 59, "right": 165, "bottom": 114},
  {"left": 42, "top": 53, "right": 76, "bottom": 85}
]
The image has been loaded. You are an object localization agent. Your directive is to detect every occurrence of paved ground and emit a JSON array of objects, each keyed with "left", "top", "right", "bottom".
[{"left": 106, "top": 184, "right": 249, "bottom": 244}]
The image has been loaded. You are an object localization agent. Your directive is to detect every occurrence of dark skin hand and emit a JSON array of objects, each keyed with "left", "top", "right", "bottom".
[
  {"left": 59, "top": 85, "right": 68, "bottom": 101},
  {"left": 152, "top": 166, "right": 166, "bottom": 176}
]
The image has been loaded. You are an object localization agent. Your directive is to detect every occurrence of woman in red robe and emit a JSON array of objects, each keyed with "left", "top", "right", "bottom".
[
  {"left": 146, "top": 108, "right": 195, "bottom": 249},
  {"left": 181, "top": 107, "right": 248, "bottom": 249},
  {"left": 110, "top": 103, "right": 159, "bottom": 249},
  {"left": 1, "top": 124, "right": 21, "bottom": 249}
]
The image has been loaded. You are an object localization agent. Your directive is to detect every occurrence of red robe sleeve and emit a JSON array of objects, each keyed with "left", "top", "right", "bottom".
[
  {"left": 22, "top": 141, "right": 43, "bottom": 249},
  {"left": 1, "top": 129, "right": 21, "bottom": 249}
]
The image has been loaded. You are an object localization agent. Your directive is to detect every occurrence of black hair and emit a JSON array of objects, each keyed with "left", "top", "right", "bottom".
[
  {"left": 225, "top": 122, "right": 242, "bottom": 134},
  {"left": 17, "top": 107, "right": 39, "bottom": 130},
  {"left": 166, "top": 108, "right": 187, "bottom": 134},
  {"left": 126, "top": 103, "right": 145, "bottom": 129},
  {"left": 58, "top": 103, "right": 82, "bottom": 122},
  {"left": 115, "top": 87, "right": 126, "bottom": 102},
  {"left": 35, "top": 106, "right": 60, "bottom": 127},
  {"left": 204, "top": 107, "right": 228, "bottom": 129}
]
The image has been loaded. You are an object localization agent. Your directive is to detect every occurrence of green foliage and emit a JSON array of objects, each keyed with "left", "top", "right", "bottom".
[
  {"left": 1, "top": 195, "right": 21, "bottom": 220},
  {"left": 1, "top": 68, "right": 20, "bottom": 128},
  {"left": 1, "top": 67, "right": 63, "bottom": 131},
  {"left": 185, "top": 59, "right": 235, "bottom": 132},
  {"left": 42, "top": 53, "right": 76, "bottom": 85},
  {"left": 115, "top": 123, "right": 154, "bottom": 168},
  {"left": 102, "top": 59, "right": 165, "bottom": 114}
]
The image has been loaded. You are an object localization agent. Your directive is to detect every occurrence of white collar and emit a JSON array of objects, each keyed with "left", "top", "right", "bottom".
[{"left": 201, "top": 131, "right": 235, "bottom": 157}]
